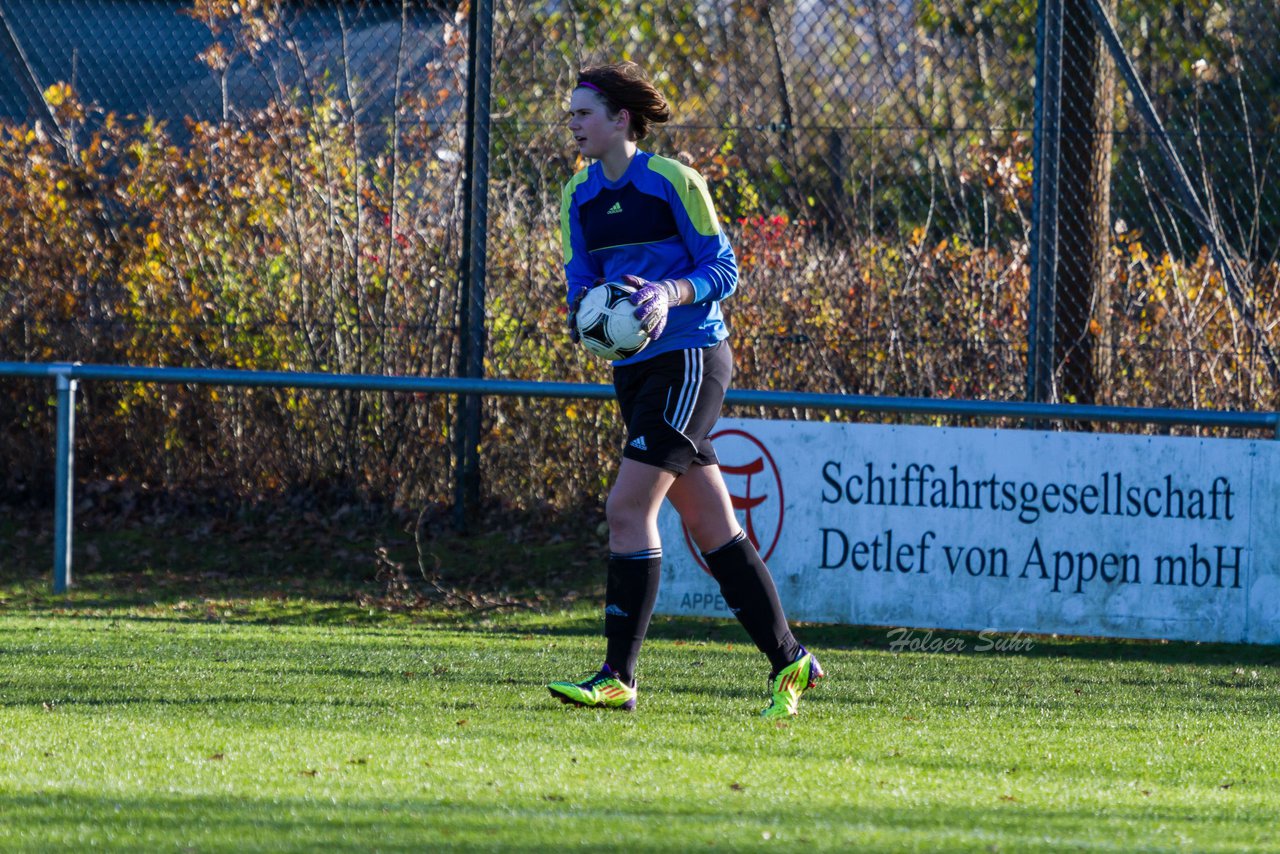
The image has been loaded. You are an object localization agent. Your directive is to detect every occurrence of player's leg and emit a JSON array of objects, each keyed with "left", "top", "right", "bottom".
[
  {"left": 550, "top": 459, "right": 670, "bottom": 710},
  {"left": 597, "top": 344, "right": 733, "bottom": 691},
  {"left": 667, "top": 465, "right": 824, "bottom": 717},
  {"left": 550, "top": 347, "right": 699, "bottom": 709},
  {"left": 548, "top": 460, "right": 671, "bottom": 709},
  {"left": 655, "top": 341, "right": 800, "bottom": 669},
  {"left": 599, "top": 458, "right": 675, "bottom": 687},
  {"left": 604, "top": 457, "right": 676, "bottom": 554},
  {"left": 662, "top": 341, "right": 824, "bottom": 716},
  {"left": 662, "top": 460, "right": 738, "bottom": 550},
  {"left": 666, "top": 464, "right": 801, "bottom": 671}
]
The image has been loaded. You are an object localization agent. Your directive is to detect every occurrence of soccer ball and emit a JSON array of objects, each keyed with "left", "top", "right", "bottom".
[{"left": 575, "top": 282, "right": 650, "bottom": 361}]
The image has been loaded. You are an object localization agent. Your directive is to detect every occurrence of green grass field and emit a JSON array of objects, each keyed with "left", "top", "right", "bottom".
[{"left": 2, "top": 519, "right": 1280, "bottom": 851}]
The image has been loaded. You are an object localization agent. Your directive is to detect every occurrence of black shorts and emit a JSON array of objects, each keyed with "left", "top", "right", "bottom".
[{"left": 613, "top": 340, "right": 733, "bottom": 475}]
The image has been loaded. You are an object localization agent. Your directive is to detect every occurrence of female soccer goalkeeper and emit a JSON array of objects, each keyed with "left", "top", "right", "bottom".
[{"left": 548, "top": 62, "right": 823, "bottom": 718}]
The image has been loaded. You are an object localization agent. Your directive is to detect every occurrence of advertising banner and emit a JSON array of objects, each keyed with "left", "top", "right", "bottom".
[{"left": 655, "top": 419, "right": 1280, "bottom": 644}]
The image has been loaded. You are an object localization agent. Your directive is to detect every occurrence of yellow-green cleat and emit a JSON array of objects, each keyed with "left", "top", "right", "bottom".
[
  {"left": 761, "top": 649, "right": 824, "bottom": 718},
  {"left": 548, "top": 664, "right": 638, "bottom": 711}
]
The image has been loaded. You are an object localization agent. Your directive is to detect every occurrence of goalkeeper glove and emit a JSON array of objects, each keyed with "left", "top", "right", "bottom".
[{"left": 625, "top": 275, "right": 681, "bottom": 341}]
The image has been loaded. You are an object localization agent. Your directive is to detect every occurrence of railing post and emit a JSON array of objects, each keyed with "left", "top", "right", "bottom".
[{"left": 52, "top": 371, "right": 77, "bottom": 593}]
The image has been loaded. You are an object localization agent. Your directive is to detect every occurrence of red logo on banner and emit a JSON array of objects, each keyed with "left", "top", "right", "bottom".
[{"left": 685, "top": 428, "right": 785, "bottom": 571}]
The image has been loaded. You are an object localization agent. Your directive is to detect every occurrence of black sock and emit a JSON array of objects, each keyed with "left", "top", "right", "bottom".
[
  {"left": 702, "top": 532, "right": 801, "bottom": 672},
  {"left": 603, "top": 549, "right": 662, "bottom": 685}
]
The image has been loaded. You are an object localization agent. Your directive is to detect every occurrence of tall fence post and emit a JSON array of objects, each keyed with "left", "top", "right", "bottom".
[
  {"left": 453, "top": 0, "right": 493, "bottom": 531},
  {"left": 52, "top": 371, "right": 77, "bottom": 593},
  {"left": 1083, "top": 0, "right": 1280, "bottom": 389},
  {"left": 1027, "top": 0, "right": 1064, "bottom": 405}
]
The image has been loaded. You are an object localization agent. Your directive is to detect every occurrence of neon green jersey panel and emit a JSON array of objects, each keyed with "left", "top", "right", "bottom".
[
  {"left": 646, "top": 155, "right": 721, "bottom": 237},
  {"left": 559, "top": 168, "right": 592, "bottom": 265}
]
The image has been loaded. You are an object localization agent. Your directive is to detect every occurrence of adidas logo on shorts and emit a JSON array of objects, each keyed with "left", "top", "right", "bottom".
[
  {"left": 604, "top": 604, "right": 630, "bottom": 617},
  {"left": 629, "top": 436, "right": 648, "bottom": 451}
]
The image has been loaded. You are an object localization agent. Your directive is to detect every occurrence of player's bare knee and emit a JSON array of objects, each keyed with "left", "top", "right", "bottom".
[{"left": 605, "top": 491, "right": 643, "bottom": 537}]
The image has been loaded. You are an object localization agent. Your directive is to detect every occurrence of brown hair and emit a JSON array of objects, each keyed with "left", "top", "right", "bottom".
[{"left": 576, "top": 62, "right": 672, "bottom": 141}]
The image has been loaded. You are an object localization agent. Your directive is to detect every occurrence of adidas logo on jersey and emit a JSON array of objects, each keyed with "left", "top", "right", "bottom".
[
  {"left": 607, "top": 201, "right": 623, "bottom": 214},
  {"left": 629, "top": 436, "right": 648, "bottom": 450}
]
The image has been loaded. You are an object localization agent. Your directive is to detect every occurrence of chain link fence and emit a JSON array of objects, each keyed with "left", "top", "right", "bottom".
[
  {"left": 1027, "top": 0, "right": 1280, "bottom": 412},
  {"left": 1, "top": 0, "right": 1277, "bottom": 516},
  {"left": 1090, "top": 2, "right": 1280, "bottom": 410}
]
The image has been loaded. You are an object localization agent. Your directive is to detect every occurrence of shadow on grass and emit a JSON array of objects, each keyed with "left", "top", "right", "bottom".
[
  {"left": 0, "top": 788, "right": 1273, "bottom": 852},
  {"left": 10, "top": 594, "right": 1280, "bottom": 673},
  {"left": 4, "top": 517, "right": 1280, "bottom": 670},
  {"left": 427, "top": 613, "right": 1280, "bottom": 670}
]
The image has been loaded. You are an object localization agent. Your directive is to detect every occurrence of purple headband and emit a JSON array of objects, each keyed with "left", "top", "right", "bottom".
[{"left": 576, "top": 81, "right": 605, "bottom": 96}]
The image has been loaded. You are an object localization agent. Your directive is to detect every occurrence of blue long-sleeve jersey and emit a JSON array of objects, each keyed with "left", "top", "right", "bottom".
[{"left": 560, "top": 150, "right": 738, "bottom": 365}]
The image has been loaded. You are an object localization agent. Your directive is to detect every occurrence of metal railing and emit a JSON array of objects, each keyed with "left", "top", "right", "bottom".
[{"left": 3, "top": 360, "right": 1278, "bottom": 594}]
